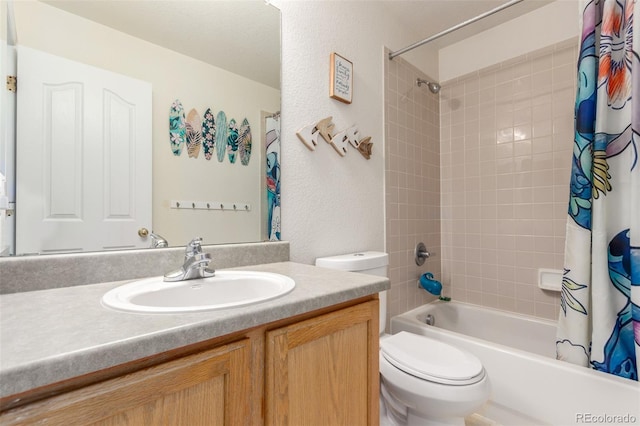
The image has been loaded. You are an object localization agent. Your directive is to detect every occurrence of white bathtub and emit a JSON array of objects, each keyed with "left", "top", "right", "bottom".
[{"left": 391, "top": 301, "right": 640, "bottom": 426}]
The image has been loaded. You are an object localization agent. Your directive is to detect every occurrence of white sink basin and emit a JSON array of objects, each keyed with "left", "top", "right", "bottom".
[{"left": 102, "top": 271, "right": 295, "bottom": 313}]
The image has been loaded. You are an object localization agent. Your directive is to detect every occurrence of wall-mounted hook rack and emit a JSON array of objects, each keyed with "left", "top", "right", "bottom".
[{"left": 170, "top": 200, "right": 251, "bottom": 211}]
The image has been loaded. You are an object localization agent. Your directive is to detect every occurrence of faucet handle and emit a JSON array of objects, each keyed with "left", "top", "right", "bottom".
[{"left": 185, "top": 237, "right": 204, "bottom": 257}]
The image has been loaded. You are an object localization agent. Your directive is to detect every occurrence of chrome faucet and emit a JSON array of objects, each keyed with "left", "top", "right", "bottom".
[
  {"left": 150, "top": 232, "right": 169, "bottom": 248},
  {"left": 164, "top": 237, "right": 215, "bottom": 282}
]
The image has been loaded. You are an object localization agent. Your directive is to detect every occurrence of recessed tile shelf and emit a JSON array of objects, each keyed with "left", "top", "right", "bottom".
[{"left": 538, "top": 268, "right": 562, "bottom": 292}]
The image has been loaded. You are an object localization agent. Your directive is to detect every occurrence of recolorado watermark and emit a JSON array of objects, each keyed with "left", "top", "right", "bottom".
[{"left": 576, "top": 413, "right": 638, "bottom": 424}]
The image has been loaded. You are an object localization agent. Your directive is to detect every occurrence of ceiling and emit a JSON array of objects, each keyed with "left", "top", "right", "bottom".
[
  {"left": 41, "top": 0, "right": 282, "bottom": 89},
  {"left": 41, "top": 0, "right": 554, "bottom": 89}
]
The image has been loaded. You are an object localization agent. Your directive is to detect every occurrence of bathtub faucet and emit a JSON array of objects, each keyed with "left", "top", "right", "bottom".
[{"left": 164, "top": 237, "right": 215, "bottom": 282}]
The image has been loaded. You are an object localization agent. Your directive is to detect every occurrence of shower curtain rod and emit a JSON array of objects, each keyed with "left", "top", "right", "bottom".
[{"left": 388, "top": 0, "right": 525, "bottom": 60}]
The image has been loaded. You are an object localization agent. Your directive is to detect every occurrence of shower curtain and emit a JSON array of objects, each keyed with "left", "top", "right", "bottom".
[
  {"left": 265, "top": 113, "right": 281, "bottom": 241},
  {"left": 556, "top": 0, "right": 639, "bottom": 381}
]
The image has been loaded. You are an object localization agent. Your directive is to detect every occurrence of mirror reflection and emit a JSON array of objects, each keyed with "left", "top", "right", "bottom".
[{"left": 2, "top": 0, "right": 281, "bottom": 256}]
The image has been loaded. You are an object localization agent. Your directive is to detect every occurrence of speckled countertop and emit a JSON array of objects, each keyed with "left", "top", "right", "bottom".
[{"left": 0, "top": 261, "right": 389, "bottom": 399}]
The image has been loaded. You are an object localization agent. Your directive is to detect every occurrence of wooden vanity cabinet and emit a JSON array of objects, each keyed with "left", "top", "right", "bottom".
[
  {"left": 0, "top": 297, "right": 379, "bottom": 426},
  {"left": 0, "top": 339, "right": 252, "bottom": 425},
  {"left": 265, "top": 300, "right": 380, "bottom": 426}
]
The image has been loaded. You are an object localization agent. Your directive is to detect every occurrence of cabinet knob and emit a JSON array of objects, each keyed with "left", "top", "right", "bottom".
[{"left": 138, "top": 228, "right": 149, "bottom": 238}]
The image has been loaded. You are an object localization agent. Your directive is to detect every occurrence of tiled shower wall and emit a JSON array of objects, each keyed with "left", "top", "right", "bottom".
[
  {"left": 439, "top": 39, "right": 578, "bottom": 320},
  {"left": 384, "top": 49, "right": 441, "bottom": 328}
]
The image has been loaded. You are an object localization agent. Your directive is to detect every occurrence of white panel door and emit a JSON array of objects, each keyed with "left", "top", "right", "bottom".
[{"left": 16, "top": 46, "right": 152, "bottom": 255}]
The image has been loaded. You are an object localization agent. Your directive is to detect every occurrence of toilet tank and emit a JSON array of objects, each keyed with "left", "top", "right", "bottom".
[
  {"left": 315, "top": 251, "right": 388, "bottom": 276},
  {"left": 315, "top": 251, "right": 388, "bottom": 333}
]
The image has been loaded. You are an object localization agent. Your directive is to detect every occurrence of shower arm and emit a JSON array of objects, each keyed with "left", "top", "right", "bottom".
[{"left": 388, "top": 0, "right": 525, "bottom": 60}]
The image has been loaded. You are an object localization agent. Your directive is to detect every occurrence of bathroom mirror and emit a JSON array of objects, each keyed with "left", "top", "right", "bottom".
[{"left": 5, "top": 0, "right": 281, "bottom": 255}]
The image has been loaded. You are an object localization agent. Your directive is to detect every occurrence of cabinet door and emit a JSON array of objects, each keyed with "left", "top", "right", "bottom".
[
  {"left": 265, "top": 300, "right": 379, "bottom": 426},
  {"left": 1, "top": 339, "right": 251, "bottom": 426}
]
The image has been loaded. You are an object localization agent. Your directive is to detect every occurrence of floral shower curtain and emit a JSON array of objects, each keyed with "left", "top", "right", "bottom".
[
  {"left": 265, "top": 113, "right": 281, "bottom": 241},
  {"left": 556, "top": 0, "right": 639, "bottom": 381}
]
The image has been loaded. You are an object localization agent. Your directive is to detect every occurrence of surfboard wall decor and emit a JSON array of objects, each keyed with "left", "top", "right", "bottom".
[
  {"left": 169, "top": 99, "right": 186, "bottom": 156},
  {"left": 169, "top": 104, "right": 254, "bottom": 166},
  {"left": 238, "top": 118, "right": 252, "bottom": 166},
  {"left": 227, "top": 118, "right": 239, "bottom": 164},
  {"left": 185, "top": 108, "right": 203, "bottom": 158},
  {"left": 201, "top": 107, "right": 216, "bottom": 160},
  {"left": 215, "top": 111, "right": 228, "bottom": 162}
]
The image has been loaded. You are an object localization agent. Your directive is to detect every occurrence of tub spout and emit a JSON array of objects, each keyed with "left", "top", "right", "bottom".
[{"left": 418, "top": 273, "right": 451, "bottom": 301}]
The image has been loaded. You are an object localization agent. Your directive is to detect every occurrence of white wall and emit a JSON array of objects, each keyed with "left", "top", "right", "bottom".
[
  {"left": 439, "top": 0, "right": 580, "bottom": 81},
  {"left": 12, "top": 1, "right": 280, "bottom": 247},
  {"left": 277, "top": 1, "right": 438, "bottom": 264}
]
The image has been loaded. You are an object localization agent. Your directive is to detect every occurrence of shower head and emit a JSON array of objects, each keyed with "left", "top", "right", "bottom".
[{"left": 416, "top": 78, "right": 441, "bottom": 94}]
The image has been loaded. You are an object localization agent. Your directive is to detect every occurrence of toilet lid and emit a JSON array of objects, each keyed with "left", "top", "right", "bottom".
[{"left": 380, "top": 331, "right": 485, "bottom": 385}]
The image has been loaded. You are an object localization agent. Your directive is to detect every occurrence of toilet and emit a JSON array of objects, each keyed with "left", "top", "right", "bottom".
[{"left": 316, "top": 252, "right": 490, "bottom": 426}]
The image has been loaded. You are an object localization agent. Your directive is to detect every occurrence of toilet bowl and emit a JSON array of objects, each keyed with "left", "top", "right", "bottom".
[
  {"left": 379, "top": 331, "right": 490, "bottom": 425},
  {"left": 316, "top": 252, "right": 491, "bottom": 426}
]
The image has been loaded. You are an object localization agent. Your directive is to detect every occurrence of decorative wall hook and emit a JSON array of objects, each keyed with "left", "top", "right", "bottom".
[
  {"left": 296, "top": 122, "right": 321, "bottom": 151},
  {"left": 296, "top": 116, "right": 335, "bottom": 151},
  {"left": 329, "top": 128, "right": 349, "bottom": 157},
  {"left": 297, "top": 117, "right": 373, "bottom": 159},
  {"left": 315, "top": 117, "right": 335, "bottom": 143},
  {"left": 357, "top": 136, "right": 373, "bottom": 159},
  {"left": 346, "top": 126, "right": 361, "bottom": 148}
]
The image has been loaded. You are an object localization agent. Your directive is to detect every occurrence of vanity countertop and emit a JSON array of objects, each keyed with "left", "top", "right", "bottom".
[{"left": 0, "top": 261, "right": 389, "bottom": 400}]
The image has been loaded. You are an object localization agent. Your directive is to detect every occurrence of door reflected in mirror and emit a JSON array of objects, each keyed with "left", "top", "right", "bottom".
[{"left": 3, "top": 0, "right": 281, "bottom": 256}]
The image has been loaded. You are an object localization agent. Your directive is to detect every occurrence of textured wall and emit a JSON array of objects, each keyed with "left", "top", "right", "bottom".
[{"left": 278, "top": 1, "right": 439, "bottom": 264}]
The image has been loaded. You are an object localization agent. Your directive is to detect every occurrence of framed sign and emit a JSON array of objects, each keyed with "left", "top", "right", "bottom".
[{"left": 330, "top": 52, "right": 353, "bottom": 104}]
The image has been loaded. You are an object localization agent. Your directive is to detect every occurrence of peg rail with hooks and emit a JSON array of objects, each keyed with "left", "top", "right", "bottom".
[{"left": 170, "top": 200, "right": 251, "bottom": 211}]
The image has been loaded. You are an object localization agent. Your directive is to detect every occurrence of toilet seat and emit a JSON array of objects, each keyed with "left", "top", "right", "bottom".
[{"left": 380, "top": 331, "right": 485, "bottom": 385}]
